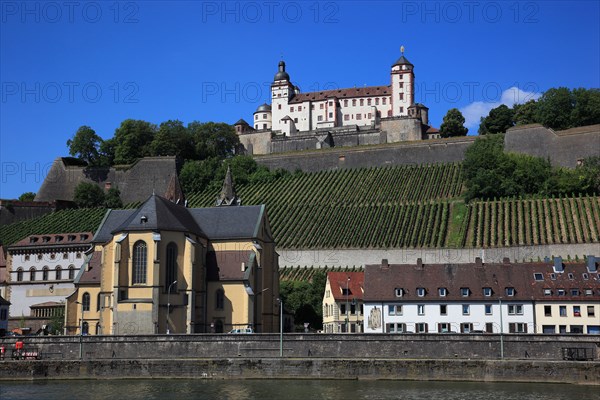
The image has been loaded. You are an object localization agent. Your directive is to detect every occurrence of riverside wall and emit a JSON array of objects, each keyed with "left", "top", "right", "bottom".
[
  {"left": 277, "top": 243, "right": 600, "bottom": 268},
  {"left": 0, "top": 358, "right": 598, "bottom": 385}
]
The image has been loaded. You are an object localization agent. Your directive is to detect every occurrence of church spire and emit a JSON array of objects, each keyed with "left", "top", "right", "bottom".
[{"left": 216, "top": 166, "right": 240, "bottom": 206}]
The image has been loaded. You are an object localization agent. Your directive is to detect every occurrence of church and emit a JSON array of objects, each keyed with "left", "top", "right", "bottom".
[
  {"left": 234, "top": 48, "right": 437, "bottom": 155},
  {"left": 65, "top": 169, "right": 280, "bottom": 335}
]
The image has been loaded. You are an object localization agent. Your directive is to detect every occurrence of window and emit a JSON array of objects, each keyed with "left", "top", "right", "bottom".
[
  {"left": 37, "top": 254, "right": 43, "bottom": 260},
  {"left": 486, "top": 323, "right": 494, "bottom": 333},
  {"left": 440, "top": 305, "right": 447, "bottom": 315},
  {"left": 263, "top": 113, "right": 267, "bottom": 118},
  {"left": 76, "top": 253, "right": 81, "bottom": 259},
  {"left": 290, "top": 107, "right": 294, "bottom": 112},
  {"left": 50, "top": 254, "right": 56, "bottom": 260},
  {"left": 462, "top": 305, "right": 470, "bottom": 315},
  {"left": 278, "top": 104, "right": 281, "bottom": 109},
  {"left": 570, "top": 325, "right": 584, "bottom": 334},
  {"left": 352, "top": 99, "right": 356, "bottom": 106},
  {"left": 132, "top": 241, "right": 147, "bottom": 284},
  {"left": 585, "top": 289, "right": 593, "bottom": 296},
  {"left": 63, "top": 253, "right": 68, "bottom": 259},
  {"left": 399, "top": 74, "right": 403, "bottom": 80},
  {"left": 568, "top": 273, "right": 574, "bottom": 280},
  {"left": 368, "top": 112, "right": 372, "bottom": 119},
  {"left": 399, "top": 107, "right": 403, "bottom": 113},
  {"left": 294, "top": 118, "right": 298, "bottom": 123},
  {"left": 344, "top": 100, "right": 348, "bottom": 107},
  {"left": 505, "top": 287, "right": 515, "bottom": 296},
  {"left": 382, "top": 98, "right": 387, "bottom": 105},
  {"left": 356, "top": 114, "right": 362, "bottom": 120},
  {"left": 559, "top": 305, "right": 567, "bottom": 316},
  {"left": 570, "top": 289, "right": 580, "bottom": 296},
  {"left": 344, "top": 114, "right": 349, "bottom": 121},
  {"left": 542, "top": 325, "right": 556, "bottom": 334},
  {"left": 544, "top": 305, "right": 552, "bottom": 316},
  {"left": 557, "top": 289, "right": 566, "bottom": 296},
  {"left": 417, "top": 287, "right": 425, "bottom": 297},
  {"left": 550, "top": 273, "right": 556, "bottom": 280},
  {"left": 543, "top": 288, "right": 552, "bottom": 296},
  {"left": 483, "top": 287, "right": 492, "bottom": 297},
  {"left": 317, "top": 115, "right": 323, "bottom": 122},
  {"left": 389, "top": 305, "right": 402, "bottom": 316},
  {"left": 573, "top": 306, "right": 581, "bottom": 317},
  {"left": 415, "top": 323, "right": 428, "bottom": 333},
  {"left": 460, "top": 288, "right": 469, "bottom": 297},
  {"left": 17, "top": 268, "right": 23, "bottom": 282},
  {"left": 42, "top": 267, "right": 49, "bottom": 281},
  {"left": 29, "top": 267, "right": 36, "bottom": 281},
  {"left": 485, "top": 304, "right": 492, "bottom": 315},
  {"left": 97, "top": 293, "right": 102, "bottom": 311},
  {"left": 399, "top": 93, "right": 404, "bottom": 100},
  {"left": 461, "top": 323, "right": 473, "bottom": 333},
  {"left": 82, "top": 292, "right": 90, "bottom": 312},
  {"left": 25, "top": 255, "right": 30, "bottom": 261},
  {"left": 359, "top": 99, "right": 364, "bottom": 106},
  {"left": 69, "top": 265, "right": 75, "bottom": 280},
  {"left": 375, "top": 98, "right": 379, "bottom": 105},
  {"left": 534, "top": 273, "right": 544, "bottom": 281},
  {"left": 509, "top": 323, "right": 527, "bottom": 333},
  {"left": 508, "top": 304, "right": 523, "bottom": 315},
  {"left": 438, "top": 323, "right": 451, "bottom": 333},
  {"left": 328, "top": 113, "right": 332, "bottom": 119},
  {"left": 417, "top": 304, "right": 425, "bottom": 315},
  {"left": 399, "top": 82, "right": 404, "bottom": 88},
  {"left": 340, "top": 304, "right": 347, "bottom": 315},
  {"left": 394, "top": 288, "right": 404, "bottom": 297},
  {"left": 166, "top": 243, "right": 177, "bottom": 293},
  {"left": 350, "top": 303, "right": 356, "bottom": 315},
  {"left": 438, "top": 288, "right": 447, "bottom": 297},
  {"left": 587, "top": 306, "right": 595, "bottom": 317},
  {"left": 583, "top": 273, "right": 589, "bottom": 280},
  {"left": 386, "top": 323, "right": 407, "bottom": 333},
  {"left": 55, "top": 266, "right": 62, "bottom": 280},
  {"left": 216, "top": 289, "right": 224, "bottom": 310},
  {"left": 367, "top": 99, "right": 371, "bottom": 106}
]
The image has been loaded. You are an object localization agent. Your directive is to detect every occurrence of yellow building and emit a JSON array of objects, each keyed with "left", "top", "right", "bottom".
[
  {"left": 66, "top": 177, "right": 279, "bottom": 335},
  {"left": 322, "top": 271, "right": 364, "bottom": 333}
]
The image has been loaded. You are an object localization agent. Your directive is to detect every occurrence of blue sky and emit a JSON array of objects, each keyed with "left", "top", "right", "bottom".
[{"left": 1, "top": 1, "right": 599, "bottom": 199}]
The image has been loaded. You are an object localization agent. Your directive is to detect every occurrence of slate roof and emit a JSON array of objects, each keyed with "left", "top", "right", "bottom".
[
  {"left": 206, "top": 250, "right": 255, "bottom": 281},
  {"left": 0, "top": 295, "right": 10, "bottom": 306},
  {"left": 9, "top": 232, "right": 94, "bottom": 251},
  {"left": 76, "top": 251, "right": 102, "bottom": 285},
  {"left": 289, "top": 86, "right": 391, "bottom": 104},
  {"left": 112, "top": 195, "right": 205, "bottom": 237},
  {"left": 392, "top": 55, "right": 413, "bottom": 67},
  {"left": 327, "top": 271, "right": 364, "bottom": 301},
  {"left": 93, "top": 196, "right": 265, "bottom": 243},
  {"left": 364, "top": 259, "right": 600, "bottom": 302}
]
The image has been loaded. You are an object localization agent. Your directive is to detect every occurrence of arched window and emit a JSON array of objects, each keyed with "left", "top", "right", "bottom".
[
  {"left": 97, "top": 293, "right": 102, "bottom": 311},
  {"left": 132, "top": 241, "right": 147, "bottom": 284},
  {"left": 166, "top": 243, "right": 177, "bottom": 293},
  {"left": 29, "top": 267, "right": 36, "bottom": 281},
  {"left": 215, "top": 319, "right": 223, "bottom": 333},
  {"left": 68, "top": 265, "right": 75, "bottom": 280},
  {"left": 16, "top": 268, "right": 23, "bottom": 282},
  {"left": 216, "top": 289, "right": 225, "bottom": 310},
  {"left": 55, "top": 266, "right": 62, "bottom": 280},
  {"left": 82, "top": 292, "right": 90, "bottom": 312},
  {"left": 95, "top": 323, "right": 101, "bottom": 335},
  {"left": 82, "top": 321, "right": 89, "bottom": 335},
  {"left": 42, "top": 267, "right": 49, "bottom": 281}
]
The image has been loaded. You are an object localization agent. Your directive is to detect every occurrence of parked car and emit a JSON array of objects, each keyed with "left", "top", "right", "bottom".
[{"left": 228, "top": 328, "right": 254, "bottom": 334}]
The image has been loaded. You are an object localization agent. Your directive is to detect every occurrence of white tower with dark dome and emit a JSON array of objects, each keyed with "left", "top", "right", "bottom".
[
  {"left": 270, "top": 60, "right": 295, "bottom": 132},
  {"left": 390, "top": 46, "right": 415, "bottom": 117},
  {"left": 253, "top": 103, "right": 272, "bottom": 130}
]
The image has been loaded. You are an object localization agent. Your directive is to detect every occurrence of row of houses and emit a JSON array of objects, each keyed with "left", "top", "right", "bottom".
[{"left": 323, "top": 257, "right": 600, "bottom": 335}]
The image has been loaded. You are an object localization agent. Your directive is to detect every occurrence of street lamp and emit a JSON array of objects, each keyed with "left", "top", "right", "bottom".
[
  {"left": 166, "top": 280, "right": 177, "bottom": 335},
  {"left": 499, "top": 297, "right": 504, "bottom": 359},
  {"left": 75, "top": 300, "right": 85, "bottom": 360},
  {"left": 277, "top": 298, "right": 283, "bottom": 357},
  {"left": 345, "top": 277, "right": 350, "bottom": 333}
]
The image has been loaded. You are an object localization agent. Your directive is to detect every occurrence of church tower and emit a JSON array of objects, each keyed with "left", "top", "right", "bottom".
[
  {"left": 271, "top": 60, "right": 295, "bottom": 133},
  {"left": 391, "top": 46, "right": 414, "bottom": 117},
  {"left": 216, "top": 166, "right": 241, "bottom": 206}
]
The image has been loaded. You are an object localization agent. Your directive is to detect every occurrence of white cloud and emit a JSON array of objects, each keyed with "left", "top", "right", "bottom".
[{"left": 460, "top": 87, "right": 542, "bottom": 131}]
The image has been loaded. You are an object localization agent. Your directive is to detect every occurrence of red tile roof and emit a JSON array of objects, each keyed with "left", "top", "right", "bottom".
[
  {"left": 327, "top": 271, "right": 364, "bottom": 301},
  {"left": 207, "top": 251, "right": 254, "bottom": 281},
  {"left": 79, "top": 251, "right": 102, "bottom": 284},
  {"left": 363, "top": 260, "right": 599, "bottom": 302},
  {"left": 289, "top": 86, "right": 391, "bottom": 104},
  {"left": 11, "top": 232, "right": 94, "bottom": 248}
]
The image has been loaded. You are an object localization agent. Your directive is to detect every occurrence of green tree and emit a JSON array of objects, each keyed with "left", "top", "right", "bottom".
[
  {"left": 439, "top": 108, "right": 468, "bottom": 137},
  {"left": 66, "top": 126, "right": 103, "bottom": 165},
  {"left": 98, "top": 138, "right": 116, "bottom": 167},
  {"left": 49, "top": 310, "right": 65, "bottom": 335},
  {"left": 179, "top": 158, "right": 222, "bottom": 195},
  {"left": 187, "top": 121, "right": 239, "bottom": 160},
  {"left": 104, "top": 187, "right": 123, "bottom": 208},
  {"left": 18, "top": 192, "right": 36, "bottom": 201},
  {"left": 536, "top": 87, "right": 574, "bottom": 130},
  {"left": 513, "top": 99, "right": 539, "bottom": 126},
  {"left": 463, "top": 134, "right": 511, "bottom": 201},
  {"left": 571, "top": 88, "right": 600, "bottom": 127},
  {"left": 73, "top": 182, "right": 105, "bottom": 208},
  {"left": 113, "top": 119, "right": 156, "bottom": 164},
  {"left": 478, "top": 104, "right": 515, "bottom": 135},
  {"left": 279, "top": 271, "right": 326, "bottom": 331},
  {"left": 150, "top": 120, "right": 193, "bottom": 159}
]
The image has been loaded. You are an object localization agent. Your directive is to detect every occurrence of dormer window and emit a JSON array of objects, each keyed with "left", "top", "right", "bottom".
[
  {"left": 557, "top": 289, "right": 566, "bottom": 296},
  {"left": 550, "top": 273, "right": 556, "bottom": 280},
  {"left": 68, "top": 235, "right": 76, "bottom": 241},
  {"left": 483, "top": 287, "right": 492, "bottom": 297},
  {"left": 543, "top": 288, "right": 552, "bottom": 296},
  {"left": 533, "top": 273, "right": 544, "bottom": 281},
  {"left": 505, "top": 287, "right": 515, "bottom": 296},
  {"left": 394, "top": 288, "right": 404, "bottom": 297},
  {"left": 570, "top": 289, "right": 580, "bottom": 296},
  {"left": 583, "top": 273, "right": 589, "bottom": 280},
  {"left": 416, "top": 287, "right": 426, "bottom": 297},
  {"left": 81, "top": 234, "right": 88, "bottom": 241},
  {"left": 460, "top": 288, "right": 470, "bottom": 297},
  {"left": 42, "top": 236, "right": 50, "bottom": 243},
  {"left": 438, "top": 288, "right": 447, "bottom": 297},
  {"left": 29, "top": 237, "right": 38, "bottom": 243},
  {"left": 56, "top": 236, "right": 63, "bottom": 242}
]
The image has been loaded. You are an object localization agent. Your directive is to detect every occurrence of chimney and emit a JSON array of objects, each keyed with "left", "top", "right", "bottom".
[
  {"left": 553, "top": 256, "right": 564, "bottom": 273},
  {"left": 475, "top": 257, "right": 483, "bottom": 268},
  {"left": 587, "top": 255, "right": 597, "bottom": 273},
  {"left": 503, "top": 257, "right": 510, "bottom": 264},
  {"left": 416, "top": 258, "right": 423, "bottom": 269},
  {"left": 381, "top": 259, "right": 389, "bottom": 268}
]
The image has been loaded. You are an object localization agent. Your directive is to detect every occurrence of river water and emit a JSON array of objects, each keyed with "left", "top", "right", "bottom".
[{"left": 0, "top": 379, "right": 598, "bottom": 400}]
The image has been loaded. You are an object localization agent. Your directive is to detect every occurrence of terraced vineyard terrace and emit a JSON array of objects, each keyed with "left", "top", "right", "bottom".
[
  {"left": 187, "top": 163, "right": 463, "bottom": 248},
  {"left": 462, "top": 195, "right": 600, "bottom": 248},
  {"left": 280, "top": 265, "right": 363, "bottom": 282},
  {"left": 0, "top": 207, "right": 107, "bottom": 247}
]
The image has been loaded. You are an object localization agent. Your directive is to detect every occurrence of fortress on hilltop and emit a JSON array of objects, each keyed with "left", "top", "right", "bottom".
[{"left": 234, "top": 47, "right": 440, "bottom": 155}]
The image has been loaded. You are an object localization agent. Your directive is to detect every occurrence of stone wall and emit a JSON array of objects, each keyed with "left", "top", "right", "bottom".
[
  {"left": 277, "top": 243, "right": 600, "bottom": 268},
  {"left": 0, "top": 358, "right": 598, "bottom": 384},
  {"left": 1, "top": 333, "right": 597, "bottom": 361},
  {"left": 380, "top": 117, "right": 424, "bottom": 142}
]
